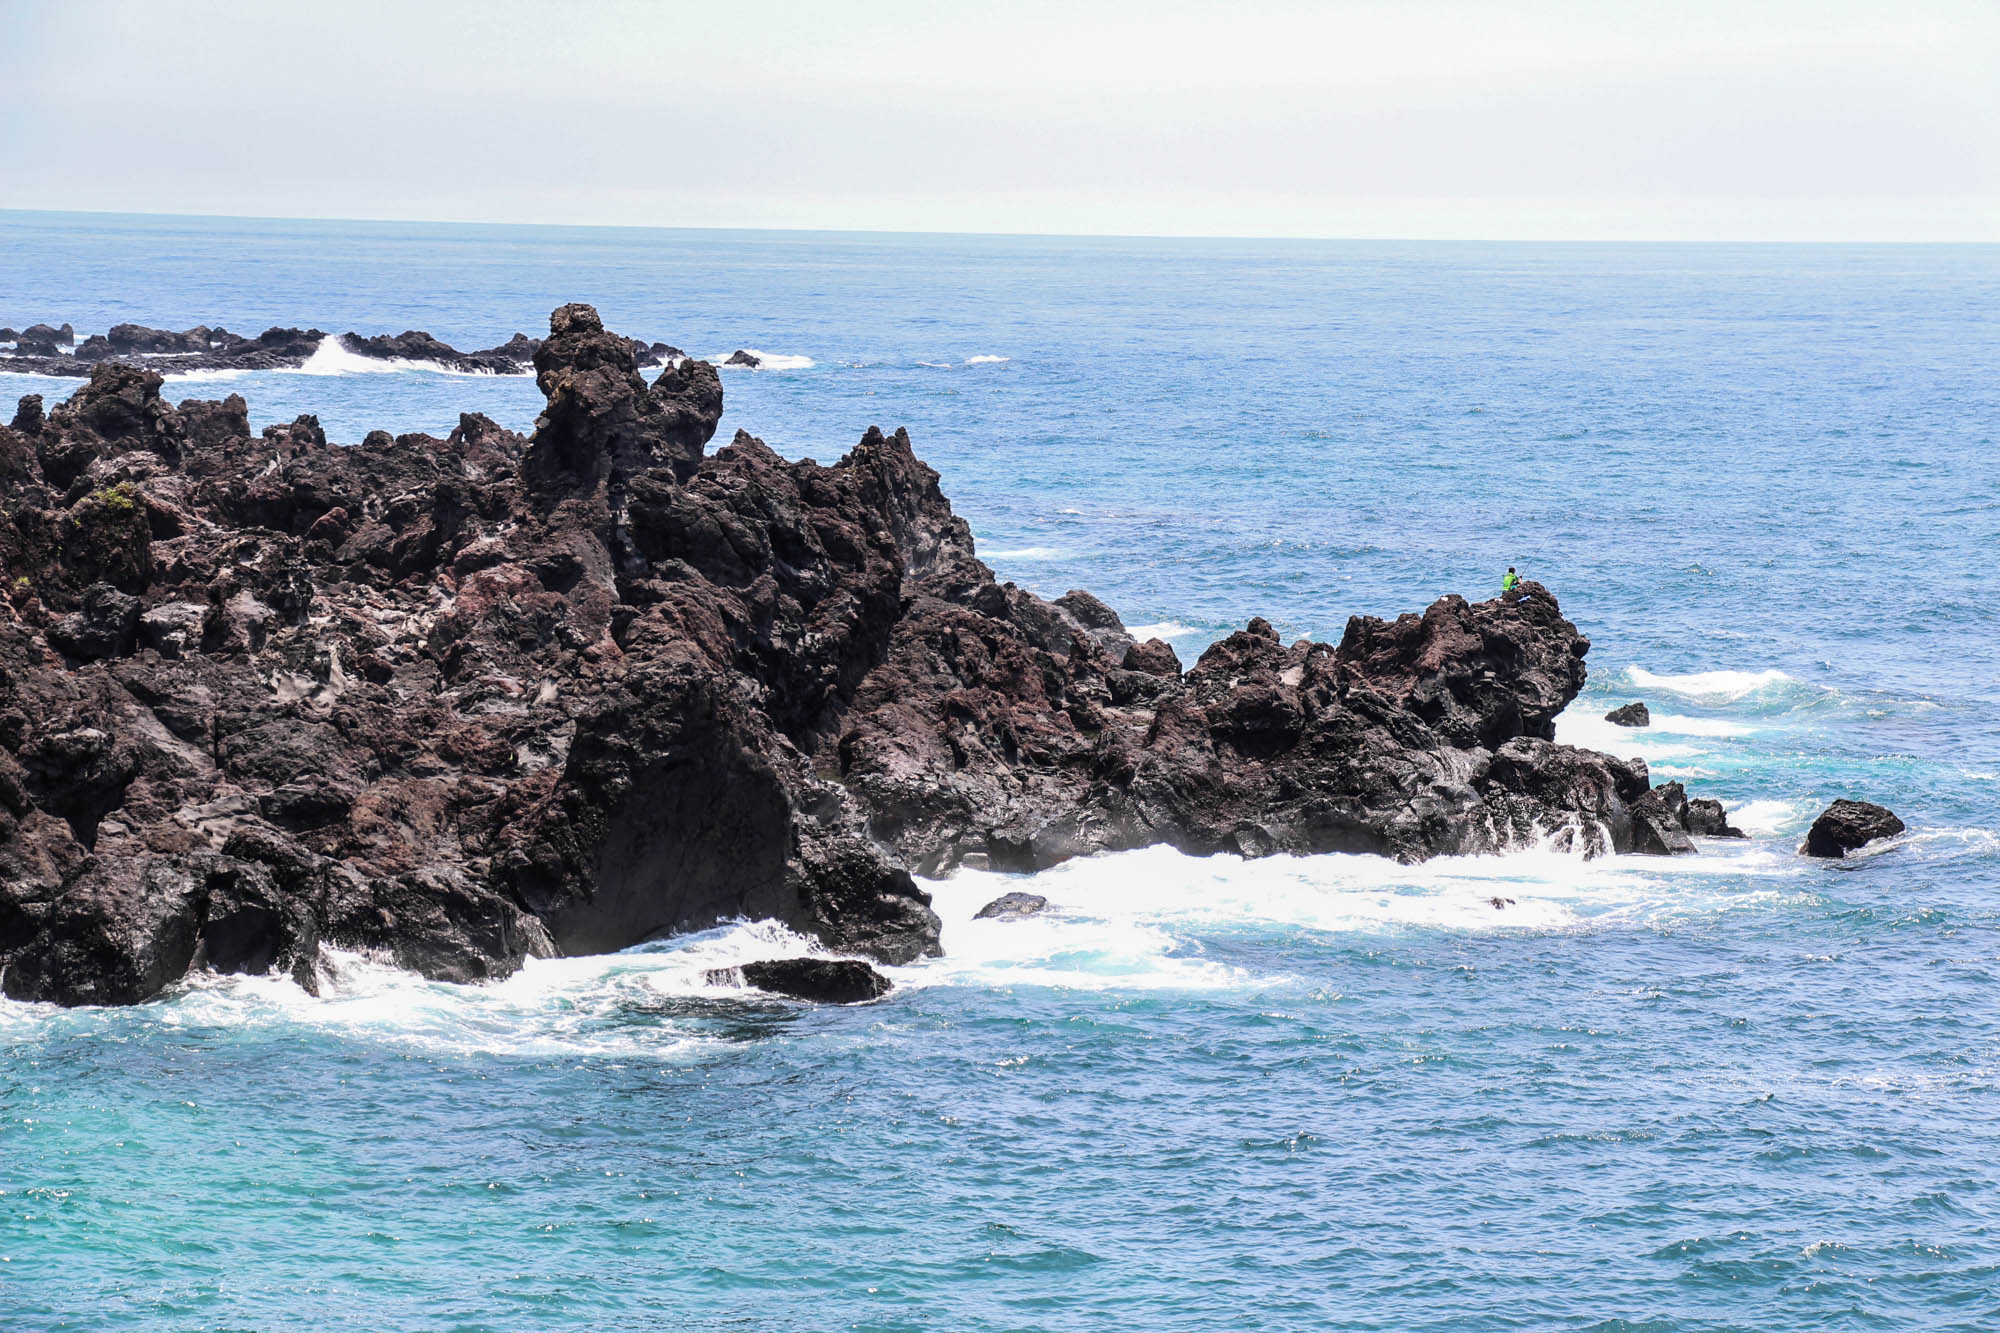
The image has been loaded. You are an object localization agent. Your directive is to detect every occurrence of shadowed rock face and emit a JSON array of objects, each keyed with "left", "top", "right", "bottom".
[{"left": 0, "top": 305, "right": 1681, "bottom": 1007}]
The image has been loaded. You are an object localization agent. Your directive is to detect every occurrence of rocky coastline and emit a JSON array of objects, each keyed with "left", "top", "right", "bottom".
[
  {"left": 2, "top": 306, "right": 1778, "bottom": 1007},
  {"left": 0, "top": 318, "right": 680, "bottom": 378}
]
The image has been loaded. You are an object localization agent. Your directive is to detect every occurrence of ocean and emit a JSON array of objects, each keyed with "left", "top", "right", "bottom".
[{"left": 3, "top": 210, "right": 1998, "bottom": 1331}]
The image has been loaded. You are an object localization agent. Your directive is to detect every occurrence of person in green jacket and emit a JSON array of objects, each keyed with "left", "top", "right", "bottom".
[{"left": 1502, "top": 566, "right": 1521, "bottom": 595}]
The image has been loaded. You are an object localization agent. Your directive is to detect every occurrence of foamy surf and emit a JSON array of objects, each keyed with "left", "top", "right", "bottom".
[
  {"left": 1125, "top": 621, "right": 1202, "bottom": 640},
  {"left": 984, "top": 545, "right": 1067, "bottom": 561},
  {"left": 896, "top": 839, "right": 1809, "bottom": 994},
  {"left": 19, "top": 917, "right": 851, "bottom": 1061},
  {"left": 713, "top": 349, "right": 814, "bottom": 370},
  {"left": 1624, "top": 665, "right": 1796, "bottom": 702},
  {"left": 1554, "top": 708, "right": 1725, "bottom": 762},
  {"left": 288, "top": 336, "right": 531, "bottom": 378}
]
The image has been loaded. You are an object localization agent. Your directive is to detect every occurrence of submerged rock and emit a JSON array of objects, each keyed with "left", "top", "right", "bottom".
[
  {"left": 974, "top": 892, "right": 1049, "bottom": 920},
  {"left": 1802, "top": 800, "right": 1905, "bottom": 858},
  {"left": 0, "top": 303, "right": 1702, "bottom": 1008},
  {"left": 1604, "top": 701, "right": 1650, "bottom": 727}
]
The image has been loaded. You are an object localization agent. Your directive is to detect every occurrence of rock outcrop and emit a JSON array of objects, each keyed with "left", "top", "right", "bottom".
[
  {"left": 0, "top": 305, "right": 1700, "bottom": 1008},
  {"left": 974, "top": 892, "right": 1049, "bottom": 920},
  {"left": 1802, "top": 800, "right": 1904, "bottom": 858},
  {"left": 1605, "top": 701, "right": 1650, "bottom": 727}
]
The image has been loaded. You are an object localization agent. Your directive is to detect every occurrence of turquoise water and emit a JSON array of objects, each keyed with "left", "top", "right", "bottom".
[{"left": 4, "top": 212, "right": 1999, "bottom": 1330}]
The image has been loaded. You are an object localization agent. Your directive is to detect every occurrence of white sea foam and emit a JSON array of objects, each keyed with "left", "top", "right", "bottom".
[
  {"left": 287, "top": 336, "right": 529, "bottom": 378},
  {"left": 984, "top": 546, "right": 1067, "bottom": 561},
  {"left": 964, "top": 354, "right": 1010, "bottom": 365},
  {"left": 890, "top": 839, "right": 1806, "bottom": 994},
  {"left": 1554, "top": 709, "right": 1713, "bottom": 762},
  {"left": 1125, "top": 621, "right": 1202, "bottom": 640},
  {"left": 1625, "top": 665, "right": 1794, "bottom": 701},
  {"left": 1729, "top": 798, "right": 1816, "bottom": 837},
  {"left": 712, "top": 349, "right": 814, "bottom": 371}
]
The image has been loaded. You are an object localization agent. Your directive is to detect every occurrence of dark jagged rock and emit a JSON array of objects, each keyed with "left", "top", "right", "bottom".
[
  {"left": 1802, "top": 800, "right": 1905, "bottom": 858},
  {"left": 108, "top": 324, "right": 215, "bottom": 355},
  {"left": 736, "top": 958, "right": 894, "bottom": 1003},
  {"left": 724, "top": 349, "right": 762, "bottom": 368},
  {"left": 841, "top": 573, "right": 1630, "bottom": 871},
  {"left": 1685, "top": 797, "right": 1746, "bottom": 839},
  {"left": 523, "top": 303, "right": 720, "bottom": 493},
  {"left": 0, "top": 305, "right": 1694, "bottom": 1008},
  {"left": 338, "top": 330, "right": 536, "bottom": 375},
  {"left": 10, "top": 394, "right": 43, "bottom": 436},
  {"left": 974, "top": 891, "right": 1049, "bottom": 920},
  {"left": 1628, "top": 784, "right": 1696, "bottom": 856},
  {"left": 1605, "top": 701, "right": 1650, "bottom": 727}
]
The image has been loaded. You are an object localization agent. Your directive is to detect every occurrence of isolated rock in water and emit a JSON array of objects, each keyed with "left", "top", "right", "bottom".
[
  {"left": 724, "top": 349, "right": 762, "bottom": 367},
  {"left": 1685, "top": 797, "right": 1746, "bottom": 839},
  {"left": 1801, "top": 800, "right": 1905, "bottom": 858},
  {"left": 1488, "top": 896, "right": 1516, "bottom": 909},
  {"left": 736, "top": 958, "right": 893, "bottom": 1003},
  {"left": 1604, "top": 701, "right": 1650, "bottom": 727},
  {"left": 974, "top": 892, "right": 1049, "bottom": 920}
]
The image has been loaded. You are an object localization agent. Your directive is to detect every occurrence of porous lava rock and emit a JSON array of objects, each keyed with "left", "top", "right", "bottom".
[
  {"left": 1802, "top": 800, "right": 1905, "bottom": 858},
  {"left": 1605, "top": 701, "right": 1650, "bottom": 727},
  {"left": 0, "top": 304, "right": 1709, "bottom": 1007}
]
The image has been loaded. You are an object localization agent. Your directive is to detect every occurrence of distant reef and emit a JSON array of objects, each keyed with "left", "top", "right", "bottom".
[
  {"left": 0, "top": 319, "right": 681, "bottom": 377},
  {"left": 0, "top": 304, "right": 1732, "bottom": 1008}
]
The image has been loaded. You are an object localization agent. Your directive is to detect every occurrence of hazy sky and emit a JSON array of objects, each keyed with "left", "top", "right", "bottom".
[{"left": 2, "top": 0, "right": 1995, "bottom": 239}]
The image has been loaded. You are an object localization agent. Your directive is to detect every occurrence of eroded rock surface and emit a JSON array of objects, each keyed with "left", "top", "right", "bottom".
[
  {"left": 1802, "top": 800, "right": 1904, "bottom": 858},
  {"left": 0, "top": 305, "right": 1697, "bottom": 1007}
]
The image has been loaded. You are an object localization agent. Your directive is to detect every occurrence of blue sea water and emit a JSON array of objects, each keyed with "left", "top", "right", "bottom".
[{"left": 3, "top": 211, "right": 1999, "bottom": 1331}]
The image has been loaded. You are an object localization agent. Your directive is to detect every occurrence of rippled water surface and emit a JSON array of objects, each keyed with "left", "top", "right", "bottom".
[{"left": 3, "top": 213, "right": 1998, "bottom": 1330}]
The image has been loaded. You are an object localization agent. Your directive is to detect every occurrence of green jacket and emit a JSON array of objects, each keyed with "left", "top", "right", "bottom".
[{"left": 1502, "top": 571, "right": 1520, "bottom": 593}]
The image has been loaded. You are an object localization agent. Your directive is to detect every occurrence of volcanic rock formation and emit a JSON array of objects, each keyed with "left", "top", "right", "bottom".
[
  {"left": 1, "top": 305, "right": 1699, "bottom": 1007},
  {"left": 1801, "top": 800, "right": 1904, "bottom": 858}
]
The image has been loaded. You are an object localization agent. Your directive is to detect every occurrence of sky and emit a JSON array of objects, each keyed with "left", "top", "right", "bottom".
[{"left": 1, "top": 0, "right": 1995, "bottom": 241}]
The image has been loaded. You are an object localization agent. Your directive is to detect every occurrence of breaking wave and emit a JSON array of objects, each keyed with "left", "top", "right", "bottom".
[
  {"left": 1624, "top": 665, "right": 1797, "bottom": 702},
  {"left": 1125, "top": 621, "right": 1203, "bottom": 640},
  {"left": 713, "top": 349, "right": 815, "bottom": 371},
  {"left": 290, "top": 336, "right": 530, "bottom": 378}
]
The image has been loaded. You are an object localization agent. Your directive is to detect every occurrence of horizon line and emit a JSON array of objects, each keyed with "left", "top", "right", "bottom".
[{"left": 3, "top": 205, "right": 1995, "bottom": 248}]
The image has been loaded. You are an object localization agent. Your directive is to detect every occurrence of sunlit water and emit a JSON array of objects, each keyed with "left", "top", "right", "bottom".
[{"left": 3, "top": 213, "right": 1998, "bottom": 1331}]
